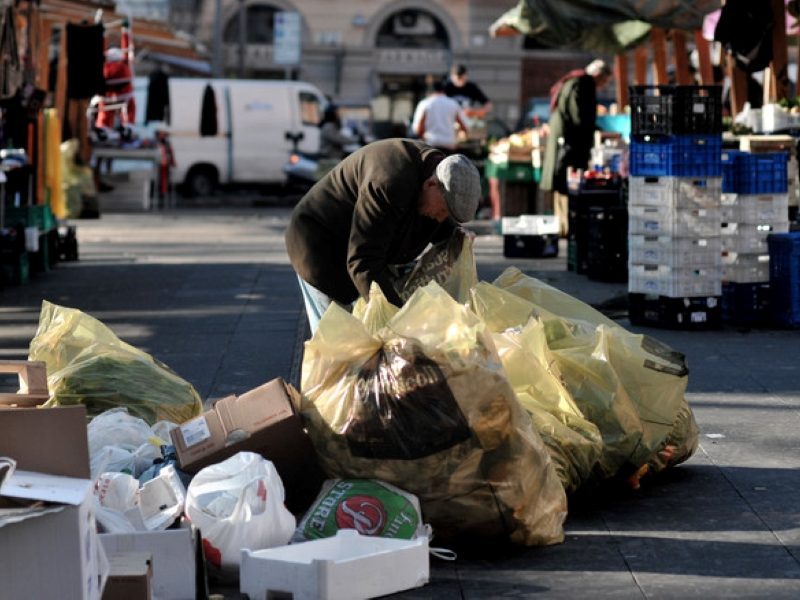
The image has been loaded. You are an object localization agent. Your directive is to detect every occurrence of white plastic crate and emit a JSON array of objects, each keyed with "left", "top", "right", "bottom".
[
  {"left": 628, "top": 264, "right": 722, "bottom": 297},
  {"left": 628, "top": 235, "right": 721, "bottom": 267},
  {"left": 501, "top": 214, "right": 560, "bottom": 235},
  {"left": 629, "top": 204, "right": 721, "bottom": 237},
  {"left": 239, "top": 530, "right": 430, "bottom": 600},
  {"left": 720, "top": 221, "right": 790, "bottom": 253},
  {"left": 629, "top": 176, "right": 722, "bottom": 208},
  {"left": 720, "top": 193, "right": 789, "bottom": 223},
  {"left": 720, "top": 252, "right": 770, "bottom": 283}
]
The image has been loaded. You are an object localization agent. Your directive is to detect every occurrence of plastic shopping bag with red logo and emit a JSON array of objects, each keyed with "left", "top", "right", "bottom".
[
  {"left": 292, "top": 479, "right": 426, "bottom": 543},
  {"left": 184, "top": 452, "right": 296, "bottom": 570}
]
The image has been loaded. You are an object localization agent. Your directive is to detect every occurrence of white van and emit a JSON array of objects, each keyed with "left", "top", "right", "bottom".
[{"left": 140, "top": 78, "right": 327, "bottom": 195}]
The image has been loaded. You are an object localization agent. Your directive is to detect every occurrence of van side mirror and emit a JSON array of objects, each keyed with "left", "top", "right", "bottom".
[{"left": 285, "top": 131, "right": 305, "bottom": 151}]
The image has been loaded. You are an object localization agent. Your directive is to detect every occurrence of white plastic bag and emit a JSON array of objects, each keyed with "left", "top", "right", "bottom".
[
  {"left": 87, "top": 408, "right": 165, "bottom": 478},
  {"left": 185, "top": 452, "right": 296, "bottom": 569}
]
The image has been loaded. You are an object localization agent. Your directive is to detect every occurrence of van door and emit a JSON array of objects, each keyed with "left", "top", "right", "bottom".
[{"left": 228, "top": 83, "right": 295, "bottom": 183}]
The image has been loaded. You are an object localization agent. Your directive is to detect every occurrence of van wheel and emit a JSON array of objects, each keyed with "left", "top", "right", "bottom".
[{"left": 183, "top": 167, "right": 217, "bottom": 197}]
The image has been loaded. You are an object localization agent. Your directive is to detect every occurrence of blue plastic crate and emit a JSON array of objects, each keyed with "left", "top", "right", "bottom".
[
  {"left": 767, "top": 232, "right": 800, "bottom": 327},
  {"left": 630, "top": 134, "right": 722, "bottom": 177},
  {"left": 721, "top": 150, "right": 788, "bottom": 194}
]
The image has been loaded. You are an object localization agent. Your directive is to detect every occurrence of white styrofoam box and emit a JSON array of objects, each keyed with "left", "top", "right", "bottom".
[
  {"left": 628, "top": 264, "right": 722, "bottom": 297},
  {"left": 629, "top": 176, "right": 721, "bottom": 208},
  {"left": 628, "top": 204, "right": 721, "bottom": 237},
  {"left": 628, "top": 234, "right": 721, "bottom": 267},
  {"left": 240, "top": 530, "right": 430, "bottom": 600},
  {"left": 100, "top": 524, "right": 196, "bottom": 600},
  {"left": 720, "top": 193, "right": 789, "bottom": 224},
  {"left": 501, "top": 214, "right": 560, "bottom": 236},
  {"left": 721, "top": 253, "right": 770, "bottom": 283}
]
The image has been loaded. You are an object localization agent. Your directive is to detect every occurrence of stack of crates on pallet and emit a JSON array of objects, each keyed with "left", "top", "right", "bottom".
[
  {"left": 767, "top": 232, "right": 800, "bottom": 327},
  {"left": 627, "top": 85, "right": 723, "bottom": 328},
  {"left": 720, "top": 149, "right": 791, "bottom": 325}
]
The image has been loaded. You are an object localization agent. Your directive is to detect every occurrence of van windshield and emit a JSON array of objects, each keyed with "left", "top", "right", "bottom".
[{"left": 299, "top": 92, "right": 322, "bottom": 126}]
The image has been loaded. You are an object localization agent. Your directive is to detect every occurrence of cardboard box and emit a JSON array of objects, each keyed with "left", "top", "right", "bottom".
[
  {"left": 103, "top": 552, "right": 153, "bottom": 600},
  {"left": 0, "top": 469, "right": 109, "bottom": 600},
  {"left": 170, "top": 378, "right": 324, "bottom": 514},
  {"left": 0, "top": 404, "right": 90, "bottom": 478},
  {"left": 100, "top": 525, "right": 198, "bottom": 600}
]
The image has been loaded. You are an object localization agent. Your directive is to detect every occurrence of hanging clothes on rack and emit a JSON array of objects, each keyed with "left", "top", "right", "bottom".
[
  {"left": 66, "top": 23, "right": 105, "bottom": 100},
  {"left": 0, "top": 2, "right": 22, "bottom": 100},
  {"left": 145, "top": 67, "right": 170, "bottom": 124},
  {"left": 200, "top": 83, "right": 218, "bottom": 136}
]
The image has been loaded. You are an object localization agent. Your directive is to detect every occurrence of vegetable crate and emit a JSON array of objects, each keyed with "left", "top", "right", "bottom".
[
  {"left": 629, "top": 134, "right": 722, "bottom": 177},
  {"left": 721, "top": 151, "right": 789, "bottom": 194},
  {"left": 586, "top": 206, "right": 628, "bottom": 282},
  {"left": 629, "top": 85, "right": 722, "bottom": 135},
  {"left": 628, "top": 293, "right": 721, "bottom": 330},
  {"left": 721, "top": 282, "right": 771, "bottom": 327},
  {"left": 767, "top": 232, "right": 800, "bottom": 327}
]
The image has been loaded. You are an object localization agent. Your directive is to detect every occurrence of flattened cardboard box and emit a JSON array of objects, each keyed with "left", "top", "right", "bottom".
[{"left": 170, "top": 377, "right": 324, "bottom": 514}]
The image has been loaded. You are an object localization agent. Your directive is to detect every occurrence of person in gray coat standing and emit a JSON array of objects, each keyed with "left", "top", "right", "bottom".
[{"left": 540, "top": 59, "right": 612, "bottom": 235}]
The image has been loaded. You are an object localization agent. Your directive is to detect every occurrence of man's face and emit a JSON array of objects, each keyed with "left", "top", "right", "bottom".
[
  {"left": 419, "top": 176, "right": 450, "bottom": 222},
  {"left": 452, "top": 72, "right": 468, "bottom": 87}
]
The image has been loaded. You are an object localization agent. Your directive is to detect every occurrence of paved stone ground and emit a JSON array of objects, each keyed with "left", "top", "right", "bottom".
[{"left": 1, "top": 197, "right": 798, "bottom": 599}]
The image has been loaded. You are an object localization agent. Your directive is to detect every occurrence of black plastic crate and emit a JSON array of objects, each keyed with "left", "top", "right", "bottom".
[
  {"left": 587, "top": 206, "right": 628, "bottom": 282},
  {"left": 768, "top": 232, "right": 800, "bottom": 327},
  {"left": 721, "top": 282, "right": 771, "bottom": 326},
  {"left": 628, "top": 293, "right": 722, "bottom": 329},
  {"left": 568, "top": 190, "right": 623, "bottom": 274},
  {"left": 630, "top": 85, "right": 722, "bottom": 135},
  {"left": 503, "top": 234, "right": 559, "bottom": 258}
]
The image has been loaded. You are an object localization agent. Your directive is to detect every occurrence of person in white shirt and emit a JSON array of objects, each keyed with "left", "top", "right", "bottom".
[{"left": 411, "top": 80, "right": 468, "bottom": 152}]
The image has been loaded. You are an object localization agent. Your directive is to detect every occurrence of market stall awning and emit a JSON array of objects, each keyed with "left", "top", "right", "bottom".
[{"left": 490, "top": 0, "right": 720, "bottom": 53}]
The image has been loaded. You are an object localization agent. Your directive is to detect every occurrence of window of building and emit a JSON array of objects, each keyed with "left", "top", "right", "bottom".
[
  {"left": 375, "top": 9, "right": 449, "bottom": 49},
  {"left": 223, "top": 4, "right": 279, "bottom": 44},
  {"left": 298, "top": 91, "right": 322, "bottom": 126}
]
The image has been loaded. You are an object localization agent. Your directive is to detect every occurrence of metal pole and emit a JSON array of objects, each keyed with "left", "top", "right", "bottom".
[
  {"left": 213, "top": 0, "right": 222, "bottom": 77},
  {"left": 238, "top": 0, "right": 246, "bottom": 78}
]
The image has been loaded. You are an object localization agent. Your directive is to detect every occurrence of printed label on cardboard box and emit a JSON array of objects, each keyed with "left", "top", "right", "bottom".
[{"left": 179, "top": 417, "right": 211, "bottom": 448}]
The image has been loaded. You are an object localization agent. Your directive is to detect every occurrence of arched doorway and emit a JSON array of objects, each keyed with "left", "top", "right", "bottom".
[{"left": 371, "top": 8, "right": 451, "bottom": 138}]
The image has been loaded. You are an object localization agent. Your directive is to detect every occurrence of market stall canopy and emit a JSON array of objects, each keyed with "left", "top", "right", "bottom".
[{"left": 489, "top": 0, "right": 720, "bottom": 53}]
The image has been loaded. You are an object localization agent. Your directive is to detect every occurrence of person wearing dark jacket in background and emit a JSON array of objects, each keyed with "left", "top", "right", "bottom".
[
  {"left": 285, "top": 138, "right": 481, "bottom": 333},
  {"left": 443, "top": 64, "right": 493, "bottom": 118},
  {"left": 540, "top": 59, "right": 612, "bottom": 236},
  {"left": 319, "top": 104, "right": 358, "bottom": 159}
]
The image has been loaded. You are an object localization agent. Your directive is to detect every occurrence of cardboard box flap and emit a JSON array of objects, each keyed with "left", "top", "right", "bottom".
[
  {"left": 0, "top": 504, "right": 66, "bottom": 529},
  {"left": 217, "top": 378, "right": 294, "bottom": 434},
  {"left": 1, "top": 469, "right": 93, "bottom": 505}
]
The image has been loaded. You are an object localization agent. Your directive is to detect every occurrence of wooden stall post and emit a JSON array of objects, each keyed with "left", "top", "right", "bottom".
[
  {"left": 650, "top": 28, "right": 669, "bottom": 85},
  {"left": 693, "top": 30, "right": 714, "bottom": 85},
  {"left": 614, "top": 54, "right": 628, "bottom": 109},
  {"left": 671, "top": 30, "right": 693, "bottom": 84},
  {"left": 634, "top": 44, "right": 648, "bottom": 85},
  {"left": 770, "top": 0, "right": 790, "bottom": 101}
]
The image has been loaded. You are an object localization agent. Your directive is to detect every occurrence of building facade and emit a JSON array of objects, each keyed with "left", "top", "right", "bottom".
[{"left": 188, "top": 0, "right": 593, "bottom": 133}]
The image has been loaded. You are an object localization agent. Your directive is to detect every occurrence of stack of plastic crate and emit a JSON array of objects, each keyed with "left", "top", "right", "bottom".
[
  {"left": 719, "top": 150, "right": 791, "bottom": 325},
  {"left": 627, "top": 85, "right": 723, "bottom": 328}
]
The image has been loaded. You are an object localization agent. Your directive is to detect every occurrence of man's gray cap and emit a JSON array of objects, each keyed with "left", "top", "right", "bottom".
[{"left": 435, "top": 154, "right": 481, "bottom": 223}]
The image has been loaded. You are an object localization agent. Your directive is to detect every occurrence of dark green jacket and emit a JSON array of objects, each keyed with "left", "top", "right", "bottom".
[
  {"left": 285, "top": 139, "right": 455, "bottom": 307},
  {"left": 540, "top": 74, "right": 597, "bottom": 194}
]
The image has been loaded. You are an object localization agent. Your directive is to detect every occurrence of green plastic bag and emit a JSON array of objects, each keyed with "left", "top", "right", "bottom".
[{"left": 29, "top": 301, "right": 203, "bottom": 425}]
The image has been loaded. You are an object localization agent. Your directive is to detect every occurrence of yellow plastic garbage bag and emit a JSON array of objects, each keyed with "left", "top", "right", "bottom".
[
  {"left": 28, "top": 301, "right": 203, "bottom": 425},
  {"left": 471, "top": 282, "right": 603, "bottom": 493},
  {"left": 300, "top": 282, "right": 567, "bottom": 546},
  {"left": 395, "top": 228, "right": 477, "bottom": 304},
  {"left": 492, "top": 267, "right": 698, "bottom": 479}
]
